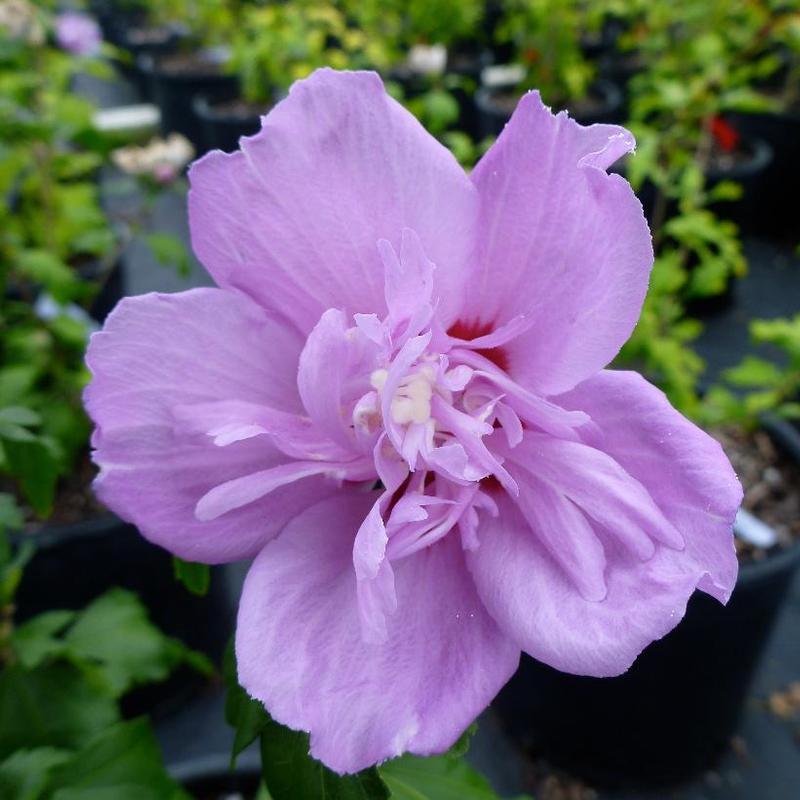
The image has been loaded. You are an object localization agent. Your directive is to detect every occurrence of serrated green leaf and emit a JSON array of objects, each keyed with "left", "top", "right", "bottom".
[
  {"left": 63, "top": 589, "right": 209, "bottom": 698},
  {"left": 11, "top": 611, "right": 77, "bottom": 668},
  {"left": 48, "top": 719, "right": 189, "bottom": 800},
  {"left": 380, "top": 752, "right": 525, "bottom": 800},
  {"left": 0, "top": 746, "right": 72, "bottom": 800},
  {"left": 172, "top": 557, "right": 210, "bottom": 596},
  {"left": 0, "top": 662, "right": 119, "bottom": 759},
  {"left": 2, "top": 439, "right": 59, "bottom": 516}
]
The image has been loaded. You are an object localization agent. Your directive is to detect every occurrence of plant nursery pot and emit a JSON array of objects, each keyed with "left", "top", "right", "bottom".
[
  {"left": 727, "top": 109, "right": 800, "bottom": 239},
  {"left": 14, "top": 513, "right": 234, "bottom": 717},
  {"left": 706, "top": 134, "right": 773, "bottom": 236},
  {"left": 113, "top": 24, "right": 185, "bottom": 101},
  {"left": 193, "top": 95, "right": 264, "bottom": 154},
  {"left": 475, "top": 78, "right": 623, "bottom": 138},
  {"left": 493, "top": 419, "right": 800, "bottom": 789},
  {"left": 139, "top": 52, "right": 238, "bottom": 151},
  {"left": 628, "top": 134, "right": 772, "bottom": 238}
]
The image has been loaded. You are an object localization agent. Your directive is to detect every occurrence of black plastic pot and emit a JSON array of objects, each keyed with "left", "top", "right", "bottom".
[
  {"left": 139, "top": 53, "right": 238, "bottom": 151},
  {"left": 15, "top": 514, "right": 234, "bottom": 717},
  {"left": 727, "top": 109, "right": 800, "bottom": 239},
  {"left": 629, "top": 134, "right": 772, "bottom": 237},
  {"left": 113, "top": 25, "right": 185, "bottom": 101},
  {"left": 706, "top": 135, "right": 773, "bottom": 235},
  {"left": 493, "top": 419, "right": 800, "bottom": 789},
  {"left": 475, "top": 79, "right": 624, "bottom": 138},
  {"left": 193, "top": 95, "right": 264, "bottom": 154}
]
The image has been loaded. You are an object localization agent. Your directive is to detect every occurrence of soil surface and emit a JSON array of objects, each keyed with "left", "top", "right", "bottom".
[{"left": 712, "top": 426, "right": 800, "bottom": 561}]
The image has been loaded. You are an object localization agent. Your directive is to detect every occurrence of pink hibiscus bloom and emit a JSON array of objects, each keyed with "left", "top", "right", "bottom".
[{"left": 84, "top": 69, "right": 741, "bottom": 774}]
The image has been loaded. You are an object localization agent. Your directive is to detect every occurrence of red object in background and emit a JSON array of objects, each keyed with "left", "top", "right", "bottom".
[{"left": 710, "top": 115, "right": 741, "bottom": 153}]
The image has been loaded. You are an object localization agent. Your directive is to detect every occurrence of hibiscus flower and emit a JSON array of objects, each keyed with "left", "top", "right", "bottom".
[{"left": 84, "top": 69, "right": 741, "bottom": 775}]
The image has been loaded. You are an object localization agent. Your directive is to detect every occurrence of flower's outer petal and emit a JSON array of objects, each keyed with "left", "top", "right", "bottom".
[
  {"left": 236, "top": 493, "right": 519, "bottom": 774},
  {"left": 555, "top": 369, "right": 741, "bottom": 602},
  {"left": 468, "top": 91, "right": 653, "bottom": 396},
  {"left": 467, "top": 371, "right": 741, "bottom": 678},
  {"left": 188, "top": 69, "right": 478, "bottom": 333},
  {"left": 84, "top": 289, "right": 339, "bottom": 562},
  {"left": 85, "top": 288, "right": 304, "bottom": 430},
  {"left": 467, "top": 494, "right": 702, "bottom": 678},
  {"left": 93, "top": 429, "right": 341, "bottom": 563}
]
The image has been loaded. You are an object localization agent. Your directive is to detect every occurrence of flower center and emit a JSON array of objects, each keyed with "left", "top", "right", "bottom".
[{"left": 370, "top": 364, "right": 436, "bottom": 426}]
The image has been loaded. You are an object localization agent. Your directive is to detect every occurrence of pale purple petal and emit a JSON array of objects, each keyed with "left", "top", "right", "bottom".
[
  {"left": 467, "top": 91, "right": 653, "bottom": 396},
  {"left": 510, "top": 434, "right": 686, "bottom": 557},
  {"left": 188, "top": 69, "right": 478, "bottom": 333},
  {"left": 467, "top": 371, "right": 740, "bottom": 677},
  {"left": 84, "top": 289, "right": 333, "bottom": 562},
  {"left": 93, "top": 427, "right": 341, "bottom": 562},
  {"left": 236, "top": 493, "right": 519, "bottom": 774},
  {"left": 297, "top": 308, "right": 363, "bottom": 450},
  {"left": 85, "top": 289, "right": 304, "bottom": 430},
  {"left": 555, "top": 370, "right": 741, "bottom": 602},
  {"left": 467, "top": 494, "right": 704, "bottom": 677}
]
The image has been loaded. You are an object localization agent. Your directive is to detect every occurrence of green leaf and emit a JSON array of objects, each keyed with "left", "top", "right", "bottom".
[
  {"left": 15, "top": 251, "right": 78, "bottom": 301},
  {"left": 0, "top": 663, "right": 119, "bottom": 759},
  {"left": 63, "top": 589, "right": 210, "bottom": 698},
  {"left": 260, "top": 718, "right": 389, "bottom": 800},
  {"left": 723, "top": 356, "right": 783, "bottom": 388},
  {"left": 777, "top": 402, "right": 800, "bottom": 420},
  {"left": 223, "top": 640, "right": 269, "bottom": 768},
  {"left": 0, "top": 529, "right": 34, "bottom": 606},
  {"left": 446, "top": 723, "right": 477, "bottom": 760},
  {"left": 172, "top": 557, "right": 210, "bottom": 596},
  {"left": 380, "top": 753, "right": 500, "bottom": 800},
  {"left": 11, "top": 611, "right": 77, "bottom": 668},
  {"left": 0, "top": 408, "right": 41, "bottom": 427},
  {"left": 0, "top": 494, "right": 24, "bottom": 535},
  {"left": 145, "top": 233, "right": 191, "bottom": 277},
  {"left": 2, "top": 439, "right": 59, "bottom": 516},
  {"left": 48, "top": 719, "right": 189, "bottom": 800},
  {"left": 0, "top": 747, "right": 72, "bottom": 800}
]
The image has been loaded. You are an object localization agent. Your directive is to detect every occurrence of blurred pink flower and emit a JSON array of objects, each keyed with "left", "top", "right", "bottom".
[{"left": 85, "top": 69, "right": 741, "bottom": 774}]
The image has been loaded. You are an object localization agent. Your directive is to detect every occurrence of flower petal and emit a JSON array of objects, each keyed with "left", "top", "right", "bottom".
[
  {"left": 468, "top": 91, "right": 653, "bottom": 396},
  {"left": 188, "top": 69, "right": 477, "bottom": 333},
  {"left": 85, "top": 288, "right": 304, "bottom": 431},
  {"left": 92, "top": 427, "right": 340, "bottom": 563},
  {"left": 555, "top": 369, "right": 741, "bottom": 602},
  {"left": 236, "top": 493, "right": 519, "bottom": 774},
  {"left": 467, "top": 494, "right": 703, "bottom": 678},
  {"left": 84, "top": 289, "right": 333, "bottom": 562},
  {"left": 467, "top": 371, "right": 741, "bottom": 678}
]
